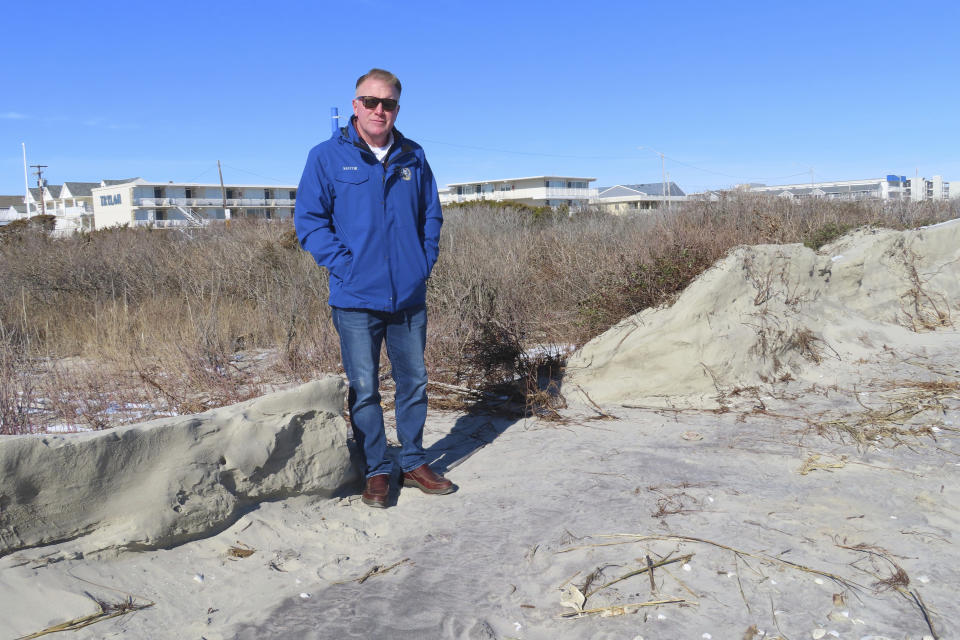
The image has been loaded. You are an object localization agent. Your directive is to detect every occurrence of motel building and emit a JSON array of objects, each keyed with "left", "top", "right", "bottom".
[
  {"left": 746, "top": 175, "right": 951, "bottom": 201},
  {"left": 441, "top": 176, "right": 597, "bottom": 208},
  {"left": 91, "top": 179, "right": 298, "bottom": 230}
]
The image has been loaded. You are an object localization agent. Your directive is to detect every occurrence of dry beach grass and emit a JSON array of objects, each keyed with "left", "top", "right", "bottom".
[{"left": 0, "top": 194, "right": 957, "bottom": 433}]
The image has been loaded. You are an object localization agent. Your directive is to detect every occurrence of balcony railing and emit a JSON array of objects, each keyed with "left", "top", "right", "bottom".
[
  {"left": 136, "top": 197, "right": 296, "bottom": 207},
  {"left": 43, "top": 205, "right": 89, "bottom": 217},
  {"left": 448, "top": 187, "right": 598, "bottom": 204},
  {"left": 61, "top": 205, "right": 90, "bottom": 217}
]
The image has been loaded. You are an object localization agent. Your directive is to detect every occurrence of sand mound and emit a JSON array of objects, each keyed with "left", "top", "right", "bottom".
[
  {"left": 0, "top": 377, "right": 356, "bottom": 556},
  {"left": 566, "top": 219, "right": 960, "bottom": 408}
]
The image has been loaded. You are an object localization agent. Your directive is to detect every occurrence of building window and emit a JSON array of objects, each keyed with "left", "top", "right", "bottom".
[
  {"left": 264, "top": 189, "right": 272, "bottom": 199},
  {"left": 185, "top": 187, "right": 193, "bottom": 199},
  {"left": 154, "top": 187, "right": 163, "bottom": 199},
  {"left": 289, "top": 190, "right": 296, "bottom": 200}
]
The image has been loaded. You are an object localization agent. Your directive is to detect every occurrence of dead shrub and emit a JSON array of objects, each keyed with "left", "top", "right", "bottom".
[{"left": 0, "top": 196, "right": 957, "bottom": 432}]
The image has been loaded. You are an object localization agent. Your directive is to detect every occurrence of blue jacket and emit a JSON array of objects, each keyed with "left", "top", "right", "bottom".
[{"left": 294, "top": 119, "right": 443, "bottom": 312}]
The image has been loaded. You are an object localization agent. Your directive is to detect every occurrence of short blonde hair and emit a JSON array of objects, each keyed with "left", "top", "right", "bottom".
[{"left": 356, "top": 68, "right": 402, "bottom": 95}]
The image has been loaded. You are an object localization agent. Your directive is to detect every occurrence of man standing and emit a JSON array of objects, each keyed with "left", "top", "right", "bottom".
[{"left": 294, "top": 68, "right": 454, "bottom": 508}]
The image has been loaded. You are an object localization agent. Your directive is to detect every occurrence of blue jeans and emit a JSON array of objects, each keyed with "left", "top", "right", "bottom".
[{"left": 330, "top": 305, "right": 429, "bottom": 478}]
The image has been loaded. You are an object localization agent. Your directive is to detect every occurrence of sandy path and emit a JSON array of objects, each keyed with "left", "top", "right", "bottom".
[{"left": 2, "top": 337, "right": 957, "bottom": 639}]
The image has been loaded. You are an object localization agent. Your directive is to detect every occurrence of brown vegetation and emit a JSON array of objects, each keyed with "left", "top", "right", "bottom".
[{"left": 1, "top": 194, "right": 957, "bottom": 433}]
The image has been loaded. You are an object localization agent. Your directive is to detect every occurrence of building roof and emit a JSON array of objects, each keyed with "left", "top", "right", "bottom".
[
  {"left": 749, "top": 178, "right": 886, "bottom": 192},
  {"left": 597, "top": 182, "right": 685, "bottom": 197},
  {"left": 40, "top": 184, "right": 62, "bottom": 199},
  {"left": 445, "top": 175, "right": 595, "bottom": 187},
  {"left": 62, "top": 181, "right": 100, "bottom": 197},
  {"left": 92, "top": 180, "right": 297, "bottom": 191},
  {"left": 0, "top": 195, "right": 26, "bottom": 208},
  {"left": 756, "top": 183, "right": 883, "bottom": 197},
  {"left": 101, "top": 178, "right": 143, "bottom": 186}
]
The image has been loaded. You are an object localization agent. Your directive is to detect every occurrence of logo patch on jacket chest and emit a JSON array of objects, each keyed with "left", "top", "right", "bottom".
[
  {"left": 400, "top": 167, "right": 412, "bottom": 181},
  {"left": 342, "top": 166, "right": 358, "bottom": 171}
]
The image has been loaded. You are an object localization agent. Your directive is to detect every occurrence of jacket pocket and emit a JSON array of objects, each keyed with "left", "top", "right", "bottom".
[{"left": 335, "top": 169, "right": 369, "bottom": 185}]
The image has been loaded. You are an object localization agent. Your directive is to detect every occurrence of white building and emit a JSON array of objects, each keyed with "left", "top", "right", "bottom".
[
  {"left": 91, "top": 179, "right": 298, "bottom": 229},
  {"left": 593, "top": 182, "right": 686, "bottom": 212},
  {"left": 748, "top": 175, "right": 951, "bottom": 201},
  {"left": 0, "top": 196, "right": 26, "bottom": 226},
  {"left": 441, "top": 176, "right": 597, "bottom": 208},
  {"left": 24, "top": 180, "right": 109, "bottom": 234}
]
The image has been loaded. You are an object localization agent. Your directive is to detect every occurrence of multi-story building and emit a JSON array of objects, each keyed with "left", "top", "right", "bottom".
[
  {"left": 91, "top": 179, "right": 298, "bottom": 229},
  {"left": 748, "top": 175, "right": 951, "bottom": 201},
  {"left": 23, "top": 181, "right": 107, "bottom": 234},
  {"left": 593, "top": 182, "right": 686, "bottom": 212},
  {"left": 441, "top": 176, "right": 596, "bottom": 208}
]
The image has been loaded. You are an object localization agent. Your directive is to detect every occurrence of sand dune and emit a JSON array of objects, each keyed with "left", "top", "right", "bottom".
[
  {"left": 566, "top": 219, "right": 960, "bottom": 409},
  {"left": 0, "top": 378, "right": 355, "bottom": 556}
]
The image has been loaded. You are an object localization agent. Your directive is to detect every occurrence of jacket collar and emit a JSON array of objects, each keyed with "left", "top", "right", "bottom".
[{"left": 343, "top": 116, "right": 405, "bottom": 154}]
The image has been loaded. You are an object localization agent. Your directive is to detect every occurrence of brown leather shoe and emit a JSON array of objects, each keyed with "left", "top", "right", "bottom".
[
  {"left": 361, "top": 474, "right": 390, "bottom": 508},
  {"left": 402, "top": 464, "right": 455, "bottom": 495}
]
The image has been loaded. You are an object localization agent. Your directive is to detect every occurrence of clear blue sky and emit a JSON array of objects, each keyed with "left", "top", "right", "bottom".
[{"left": 2, "top": 0, "right": 958, "bottom": 196}]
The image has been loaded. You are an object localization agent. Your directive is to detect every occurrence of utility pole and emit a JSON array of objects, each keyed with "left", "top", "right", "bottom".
[
  {"left": 218, "top": 160, "right": 230, "bottom": 227},
  {"left": 31, "top": 165, "right": 48, "bottom": 216},
  {"left": 660, "top": 153, "right": 667, "bottom": 211},
  {"left": 22, "top": 143, "right": 31, "bottom": 217},
  {"left": 666, "top": 171, "right": 672, "bottom": 212},
  {"left": 638, "top": 146, "right": 670, "bottom": 211}
]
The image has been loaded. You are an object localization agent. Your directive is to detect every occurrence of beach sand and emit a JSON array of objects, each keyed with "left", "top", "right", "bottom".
[{"left": 2, "top": 222, "right": 958, "bottom": 639}]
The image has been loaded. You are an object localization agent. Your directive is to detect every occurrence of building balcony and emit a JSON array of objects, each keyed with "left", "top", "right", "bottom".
[
  {"left": 450, "top": 187, "right": 598, "bottom": 204},
  {"left": 43, "top": 205, "right": 89, "bottom": 218},
  {"left": 135, "top": 197, "right": 295, "bottom": 208}
]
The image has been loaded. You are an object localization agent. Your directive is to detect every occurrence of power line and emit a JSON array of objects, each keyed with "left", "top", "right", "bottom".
[
  {"left": 420, "top": 138, "right": 635, "bottom": 161},
  {"left": 423, "top": 137, "right": 817, "bottom": 185},
  {"left": 183, "top": 166, "right": 216, "bottom": 183},
  {"left": 219, "top": 163, "right": 290, "bottom": 185},
  {"left": 650, "top": 151, "right": 810, "bottom": 183}
]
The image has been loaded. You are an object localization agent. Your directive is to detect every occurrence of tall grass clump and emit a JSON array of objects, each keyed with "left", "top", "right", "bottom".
[{"left": 0, "top": 194, "right": 957, "bottom": 432}]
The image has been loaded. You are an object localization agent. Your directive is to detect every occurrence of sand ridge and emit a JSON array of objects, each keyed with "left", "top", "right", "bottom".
[
  {"left": 0, "top": 378, "right": 356, "bottom": 557},
  {"left": 566, "top": 219, "right": 960, "bottom": 409}
]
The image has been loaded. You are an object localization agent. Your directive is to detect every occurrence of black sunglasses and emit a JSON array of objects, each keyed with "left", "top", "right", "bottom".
[{"left": 355, "top": 96, "right": 398, "bottom": 112}]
